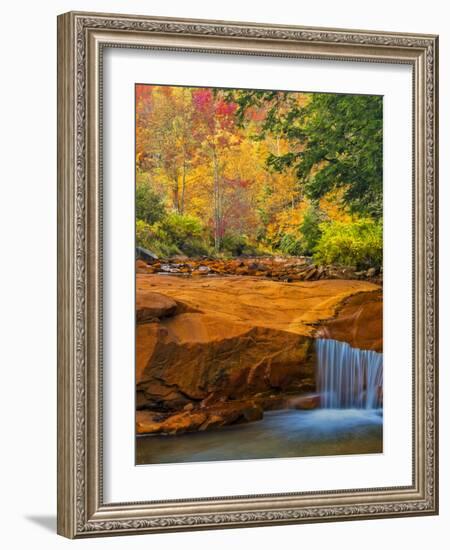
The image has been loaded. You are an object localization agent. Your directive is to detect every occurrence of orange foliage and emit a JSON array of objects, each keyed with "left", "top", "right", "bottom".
[{"left": 135, "top": 84, "right": 350, "bottom": 254}]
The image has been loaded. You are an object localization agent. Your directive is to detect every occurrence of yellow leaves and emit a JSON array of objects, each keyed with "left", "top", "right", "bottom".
[
  {"left": 266, "top": 200, "right": 309, "bottom": 243},
  {"left": 136, "top": 84, "right": 354, "bottom": 254},
  {"left": 319, "top": 189, "right": 352, "bottom": 223},
  {"left": 294, "top": 92, "right": 311, "bottom": 108},
  {"left": 225, "top": 134, "right": 242, "bottom": 147}
]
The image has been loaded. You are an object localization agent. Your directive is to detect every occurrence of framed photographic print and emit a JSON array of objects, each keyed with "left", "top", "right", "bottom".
[{"left": 57, "top": 11, "right": 439, "bottom": 538}]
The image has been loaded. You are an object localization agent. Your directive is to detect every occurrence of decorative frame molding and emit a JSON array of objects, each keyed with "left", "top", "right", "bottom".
[{"left": 57, "top": 11, "right": 439, "bottom": 538}]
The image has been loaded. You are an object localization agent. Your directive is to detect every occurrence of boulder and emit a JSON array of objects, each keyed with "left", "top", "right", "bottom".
[
  {"left": 303, "top": 267, "right": 318, "bottom": 281},
  {"left": 136, "top": 400, "right": 265, "bottom": 435},
  {"left": 136, "top": 291, "right": 177, "bottom": 323},
  {"left": 136, "top": 410, "right": 208, "bottom": 435},
  {"left": 136, "top": 246, "right": 158, "bottom": 262},
  {"left": 289, "top": 394, "right": 321, "bottom": 410},
  {"left": 136, "top": 259, "right": 150, "bottom": 274},
  {"left": 318, "top": 289, "right": 382, "bottom": 352}
]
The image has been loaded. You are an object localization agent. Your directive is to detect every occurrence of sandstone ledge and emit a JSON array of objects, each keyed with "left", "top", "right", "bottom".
[
  {"left": 136, "top": 273, "right": 381, "bottom": 435},
  {"left": 136, "top": 274, "right": 379, "bottom": 338}
]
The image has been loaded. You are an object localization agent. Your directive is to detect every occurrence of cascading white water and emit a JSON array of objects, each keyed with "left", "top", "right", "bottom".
[{"left": 316, "top": 338, "right": 383, "bottom": 409}]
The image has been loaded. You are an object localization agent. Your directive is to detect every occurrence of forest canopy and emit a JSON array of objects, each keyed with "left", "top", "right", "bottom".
[{"left": 135, "top": 84, "right": 383, "bottom": 268}]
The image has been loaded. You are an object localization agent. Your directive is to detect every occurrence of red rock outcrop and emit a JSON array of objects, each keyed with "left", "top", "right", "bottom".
[
  {"left": 135, "top": 272, "right": 382, "bottom": 434},
  {"left": 136, "top": 291, "right": 177, "bottom": 323},
  {"left": 317, "top": 289, "right": 382, "bottom": 352}
]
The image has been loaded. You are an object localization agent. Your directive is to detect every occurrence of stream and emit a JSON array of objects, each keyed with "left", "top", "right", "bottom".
[
  {"left": 136, "top": 338, "right": 383, "bottom": 465},
  {"left": 136, "top": 408, "right": 383, "bottom": 464}
]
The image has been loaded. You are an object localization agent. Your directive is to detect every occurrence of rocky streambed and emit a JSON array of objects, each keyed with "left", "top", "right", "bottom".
[
  {"left": 136, "top": 265, "right": 382, "bottom": 437},
  {"left": 136, "top": 255, "right": 382, "bottom": 283}
]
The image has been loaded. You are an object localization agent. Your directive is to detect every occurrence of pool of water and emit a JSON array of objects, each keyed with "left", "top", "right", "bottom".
[{"left": 136, "top": 408, "right": 383, "bottom": 465}]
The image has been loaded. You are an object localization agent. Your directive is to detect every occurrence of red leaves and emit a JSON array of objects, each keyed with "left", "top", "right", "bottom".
[
  {"left": 216, "top": 99, "right": 237, "bottom": 117},
  {"left": 192, "top": 89, "right": 237, "bottom": 130},
  {"left": 246, "top": 105, "right": 266, "bottom": 122},
  {"left": 193, "top": 89, "right": 213, "bottom": 112},
  {"left": 135, "top": 84, "right": 153, "bottom": 104}
]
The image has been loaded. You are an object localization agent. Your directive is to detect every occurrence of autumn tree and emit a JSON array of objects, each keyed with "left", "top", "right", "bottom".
[
  {"left": 228, "top": 90, "right": 383, "bottom": 219},
  {"left": 136, "top": 85, "right": 198, "bottom": 213},
  {"left": 135, "top": 84, "right": 383, "bottom": 268},
  {"left": 191, "top": 89, "right": 242, "bottom": 251}
]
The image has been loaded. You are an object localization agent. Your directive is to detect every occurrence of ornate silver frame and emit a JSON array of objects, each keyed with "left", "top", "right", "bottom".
[{"left": 57, "top": 11, "right": 439, "bottom": 538}]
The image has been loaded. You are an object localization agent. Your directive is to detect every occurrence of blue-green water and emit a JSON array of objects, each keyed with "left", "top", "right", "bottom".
[{"left": 136, "top": 408, "right": 383, "bottom": 465}]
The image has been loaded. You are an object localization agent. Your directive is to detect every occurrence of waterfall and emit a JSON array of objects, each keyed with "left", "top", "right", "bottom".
[{"left": 316, "top": 338, "right": 383, "bottom": 409}]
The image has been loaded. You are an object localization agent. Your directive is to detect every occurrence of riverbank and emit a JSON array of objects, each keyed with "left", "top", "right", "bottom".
[{"left": 136, "top": 254, "right": 382, "bottom": 284}]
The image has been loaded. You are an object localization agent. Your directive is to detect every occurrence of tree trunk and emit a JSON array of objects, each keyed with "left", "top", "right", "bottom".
[
  {"left": 212, "top": 148, "right": 221, "bottom": 252},
  {"left": 172, "top": 177, "right": 179, "bottom": 212},
  {"left": 180, "top": 158, "right": 187, "bottom": 214}
]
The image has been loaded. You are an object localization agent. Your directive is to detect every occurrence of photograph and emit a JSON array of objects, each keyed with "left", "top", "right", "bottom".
[
  {"left": 134, "top": 84, "right": 384, "bottom": 465},
  {"left": 54, "top": 9, "right": 438, "bottom": 539}
]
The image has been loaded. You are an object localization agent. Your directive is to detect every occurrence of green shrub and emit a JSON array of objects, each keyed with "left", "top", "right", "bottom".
[
  {"left": 136, "top": 172, "right": 166, "bottom": 224},
  {"left": 136, "top": 219, "right": 154, "bottom": 250},
  {"left": 136, "top": 219, "right": 180, "bottom": 257},
  {"left": 266, "top": 206, "right": 324, "bottom": 257},
  {"left": 136, "top": 212, "right": 214, "bottom": 258},
  {"left": 278, "top": 233, "right": 304, "bottom": 256},
  {"left": 299, "top": 206, "right": 324, "bottom": 254},
  {"left": 162, "top": 213, "right": 209, "bottom": 256},
  {"left": 313, "top": 218, "right": 382, "bottom": 269},
  {"left": 221, "top": 233, "right": 259, "bottom": 256},
  {"left": 160, "top": 213, "right": 203, "bottom": 243}
]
